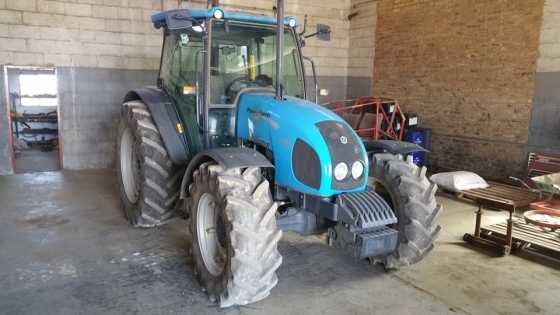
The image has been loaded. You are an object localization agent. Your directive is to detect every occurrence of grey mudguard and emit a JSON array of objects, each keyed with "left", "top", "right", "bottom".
[
  {"left": 180, "top": 147, "right": 273, "bottom": 199},
  {"left": 362, "top": 139, "right": 428, "bottom": 156}
]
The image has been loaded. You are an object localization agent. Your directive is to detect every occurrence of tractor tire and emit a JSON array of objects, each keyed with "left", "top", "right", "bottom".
[
  {"left": 370, "top": 153, "right": 442, "bottom": 269},
  {"left": 116, "top": 100, "right": 183, "bottom": 227},
  {"left": 188, "top": 163, "right": 282, "bottom": 307}
]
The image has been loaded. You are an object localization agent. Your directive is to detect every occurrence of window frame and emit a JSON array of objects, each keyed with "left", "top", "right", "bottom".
[{"left": 205, "top": 19, "right": 307, "bottom": 108}]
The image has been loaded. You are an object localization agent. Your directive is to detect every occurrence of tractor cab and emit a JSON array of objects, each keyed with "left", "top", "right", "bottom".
[{"left": 153, "top": 8, "right": 314, "bottom": 150}]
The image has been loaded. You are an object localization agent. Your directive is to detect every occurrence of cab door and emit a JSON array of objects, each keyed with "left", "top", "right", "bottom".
[{"left": 159, "top": 30, "right": 204, "bottom": 157}]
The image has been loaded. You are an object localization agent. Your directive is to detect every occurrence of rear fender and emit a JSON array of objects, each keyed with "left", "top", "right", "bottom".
[{"left": 124, "top": 86, "right": 190, "bottom": 164}]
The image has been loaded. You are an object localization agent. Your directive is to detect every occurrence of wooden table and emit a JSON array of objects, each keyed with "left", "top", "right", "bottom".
[{"left": 461, "top": 183, "right": 540, "bottom": 255}]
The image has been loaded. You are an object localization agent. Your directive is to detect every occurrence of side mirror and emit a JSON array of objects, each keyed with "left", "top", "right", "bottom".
[
  {"left": 166, "top": 10, "right": 193, "bottom": 32},
  {"left": 302, "top": 22, "right": 332, "bottom": 42},
  {"left": 316, "top": 24, "right": 331, "bottom": 41}
]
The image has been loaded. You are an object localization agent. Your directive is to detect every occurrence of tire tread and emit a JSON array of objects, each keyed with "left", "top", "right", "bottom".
[
  {"left": 189, "top": 164, "right": 282, "bottom": 307},
  {"left": 371, "top": 153, "right": 442, "bottom": 269},
  {"left": 116, "top": 101, "right": 182, "bottom": 227}
]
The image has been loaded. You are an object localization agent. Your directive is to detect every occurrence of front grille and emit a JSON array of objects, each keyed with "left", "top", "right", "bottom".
[{"left": 292, "top": 139, "right": 321, "bottom": 189}]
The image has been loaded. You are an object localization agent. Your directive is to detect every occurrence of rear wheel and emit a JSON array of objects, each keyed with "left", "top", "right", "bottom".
[
  {"left": 370, "top": 153, "right": 442, "bottom": 269},
  {"left": 189, "top": 163, "right": 282, "bottom": 307},
  {"left": 116, "top": 100, "right": 183, "bottom": 227}
]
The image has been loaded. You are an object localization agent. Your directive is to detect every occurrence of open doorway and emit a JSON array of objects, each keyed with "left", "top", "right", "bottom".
[{"left": 4, "top": 66, "right": 61, "bottom": 174}]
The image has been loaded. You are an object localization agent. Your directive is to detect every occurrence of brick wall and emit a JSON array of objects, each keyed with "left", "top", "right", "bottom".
[{"left": 373, "top": 0, "right": 545, "bottom": 179}]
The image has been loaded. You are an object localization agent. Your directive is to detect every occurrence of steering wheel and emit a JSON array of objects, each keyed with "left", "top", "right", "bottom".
[
  {"left": 225, "top": 75, "right": 274, "bottom": 103},
  {"left": 225, "top": 76, "right": 249, "bottom": 100}
]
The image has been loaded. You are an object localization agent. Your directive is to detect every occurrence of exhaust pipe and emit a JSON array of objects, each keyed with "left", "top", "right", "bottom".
[{"left": 275, "top": 0, "right": 284, "bottom": 100}]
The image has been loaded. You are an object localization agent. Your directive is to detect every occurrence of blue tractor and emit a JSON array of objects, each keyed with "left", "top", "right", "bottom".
[{"left": 116, "top": 0, "right": 441, "bottom": 307}]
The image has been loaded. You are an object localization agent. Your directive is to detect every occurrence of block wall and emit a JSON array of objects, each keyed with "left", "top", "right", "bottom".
[
  {"left": 0, "top": 0, "right": 352, "bottom": 85},
  {"left": 529, "top": 0, "right": 560, "bottom": 155},
  {"left": 347, "top": 0, "right": 376, "bottom": 98},
  {"left": 0, "top": 0, "right": 353, "bottom": 173}
]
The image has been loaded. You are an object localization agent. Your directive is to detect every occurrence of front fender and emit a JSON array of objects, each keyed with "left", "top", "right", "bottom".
[
  {"left": 179, "top": 147, "right": 273, "bottom": 199},
  {"left": 363, "top": 140, "right": 428, "bottom": 156}
]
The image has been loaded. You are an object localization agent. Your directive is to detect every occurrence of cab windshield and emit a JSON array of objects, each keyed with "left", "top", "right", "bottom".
[{"left": 209, "top": 21, "right": 305, "bottom": 104}]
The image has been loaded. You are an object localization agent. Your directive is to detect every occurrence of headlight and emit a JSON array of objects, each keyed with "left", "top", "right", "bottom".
[
  {"left": 287, "top": 18, "right": 297, "bottom": 28},
  {"left": 213, "top": 9, "right": 224, "bottom": 19},
  {"left": 334, "top": 162, "right": 348, "bottom": 181},
  {"left": 351, "top": 161, "right": 364, "bottom": 179}
]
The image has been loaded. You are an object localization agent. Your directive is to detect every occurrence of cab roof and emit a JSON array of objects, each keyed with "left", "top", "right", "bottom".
[{"left": 151, "top": 6, "right": 298, "bottom": 30}]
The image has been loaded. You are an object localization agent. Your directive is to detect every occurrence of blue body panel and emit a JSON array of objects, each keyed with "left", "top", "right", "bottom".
[
  {"left": 151, "top": 7, "right": 298, "bottom": 29},
  {"left": 236, "top": 92, "right": 369, "bottom": 197}
]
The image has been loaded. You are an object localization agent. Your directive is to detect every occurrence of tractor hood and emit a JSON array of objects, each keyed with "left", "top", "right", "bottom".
[{"left": 236, "top": 91, "right": 369, "bottom": 197}]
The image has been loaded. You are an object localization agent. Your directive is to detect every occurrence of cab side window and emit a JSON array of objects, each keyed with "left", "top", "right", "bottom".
[{"left": 160, "top": 33, "right": 203, "bottom": 98}]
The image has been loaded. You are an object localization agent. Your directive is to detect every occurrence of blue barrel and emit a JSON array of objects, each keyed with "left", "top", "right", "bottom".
[{"left": 404, "top": 127, "right": 431, "bottom": 167}]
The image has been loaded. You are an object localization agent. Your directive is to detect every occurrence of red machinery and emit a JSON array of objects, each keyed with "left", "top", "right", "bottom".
[
  {"left": 527, "top": 152, "right": 560, "bottom": 177},
  {"left": 324, "top": 97, "right": 406, "bottom": 141}
]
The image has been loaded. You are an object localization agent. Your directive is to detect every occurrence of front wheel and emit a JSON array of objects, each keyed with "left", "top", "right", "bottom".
[
  {"left": 370, "top": 153, "right": 442, "bottom": 269},
  {"left": 188, "top": 163, "right": 282, "bottom": 307}
]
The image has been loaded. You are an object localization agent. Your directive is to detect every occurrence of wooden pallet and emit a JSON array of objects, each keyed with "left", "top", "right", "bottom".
[{"left": 481, "top": 219, "right": 560, "bottom": 261}]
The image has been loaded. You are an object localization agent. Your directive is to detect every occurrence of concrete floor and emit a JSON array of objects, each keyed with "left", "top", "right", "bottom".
[
  {"left": 14, "top": 149, "right": 60, "bottom": 174},
  {"left": 0, "top": 170, "right": 559, "bottom": 315}
]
